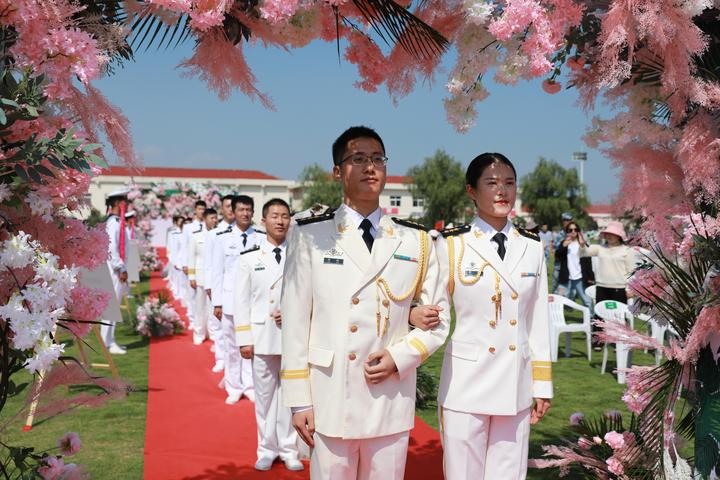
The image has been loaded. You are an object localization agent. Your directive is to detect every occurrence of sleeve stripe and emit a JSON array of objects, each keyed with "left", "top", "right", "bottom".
[
  {"left": 532, "top": 366, "right": 552, "bottom": 382},
  {"left": 280, "top": 369, "right": 310, "bottom": 379},
  {"left": 409, "top": 338, "right": 429, "bottom": 362},
  {"left": 532, "top": 361, "right": 553, "bottom": 367},
  {"left": 234, "top": 325, "right": 251, "bottom": 332}
]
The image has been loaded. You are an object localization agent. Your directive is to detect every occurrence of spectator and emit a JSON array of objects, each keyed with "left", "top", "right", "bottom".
[
  {"left": 555, "top": 221, "right": 593, "bottom": 306},
  {"left": 580, "top": 221, "right": 638, "bottom": 344},
  {"left": 551, "top": 212, "right": 574, "bottom": 292},
  {"left": 538, "top": 223, "right": 553, "bottom": 263}
]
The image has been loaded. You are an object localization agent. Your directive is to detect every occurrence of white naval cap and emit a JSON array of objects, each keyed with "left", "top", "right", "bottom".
[
  {"left": 106, "top": 188, "right": 130, "bottom": 200},
  {"left": 124, "top": 210, "right": 137, "bottom": 219}
]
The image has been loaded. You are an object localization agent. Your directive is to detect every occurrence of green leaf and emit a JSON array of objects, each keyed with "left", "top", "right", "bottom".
[
  {"left": 87, "top": 153, "right": 108, "bottom": 168},
  {"left": 0, "top": 98, "right": 19, "bottom": 108},
  {"left": 0, "top": 108, "right": 6, "bottom": 125},
  {"left": 27, "top": 167, "right": 43, "bottom": 183},
  {"left": 34, "top": 164, "right": 55, "bottom": 178},
  {"left": 24, "top": 105, "right": 38, "bottom": 117},
  {"left": 82, "top": 143, "right": 103, "bottom": 152},
  {"left": 13, "top": 165, "right": 29, "bottom": 182}
]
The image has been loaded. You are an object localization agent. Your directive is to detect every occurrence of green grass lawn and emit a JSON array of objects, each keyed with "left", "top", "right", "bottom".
[
  {"left": 416, "top": 309, "right": 659, "bottom": 480},
  {"left": 0, "top": 278, "right": 150, "bottom": 478}
]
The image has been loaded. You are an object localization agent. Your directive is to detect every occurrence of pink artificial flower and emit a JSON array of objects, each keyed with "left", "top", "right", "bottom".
[
  {"left": 566, "top": 56, "right": 586, "bottom": 71},
  {"left": 577, "top": 436, "right": 593, "bottom": 450},
  {"left": 606, "top": 456, "right": 624, "bottom": 475},
  {"left": 542, "top": 79, "right": 561, "bottom": 94},
  {"left": 604, "top": 431, "right": 626, "bottom": 450},
  {"left": 57, "top": 432, "right": 82, "bottom": 456},
  {"left": 593, "top": 436, "right": 603, "bottom": 445},
  {"left": 569, "top": 412, "right": 585, "bottom": 425},
  {"left": 38, "top": 456, "right": 65, "bottom": 480}
]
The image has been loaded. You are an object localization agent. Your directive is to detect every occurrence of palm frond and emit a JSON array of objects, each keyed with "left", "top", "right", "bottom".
[
  {"left": 351, "top": 0, "right": 449, "bottom": 60},
  {"left": 127, "top": 7, "right": 191, "bottom": 52}
]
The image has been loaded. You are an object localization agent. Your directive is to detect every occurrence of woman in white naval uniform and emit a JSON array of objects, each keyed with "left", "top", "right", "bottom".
[{"left": 434, "top": 153, "right": 553, "bottom": 480}]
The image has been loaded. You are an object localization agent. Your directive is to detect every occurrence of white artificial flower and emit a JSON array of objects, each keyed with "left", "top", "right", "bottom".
[
  {"left": 26, "top": 190, "right": 54, "bottom": 222},
  {"left": 0, "top": 183, "right": 11, "bottom": 203},
  {"left": 681, "top": 0, "right": 712, "bottom": 17},
  {"left": 0, "top": 232, "right": 36, "bottom": 269},
  {"left": 446, "top": 78, "right": 465, "bottom": 95},
  {"left": 464, "top": 0, "right": 495, "bottom": 25},
  {"left": 25, "top": 341, "right": 65, "bottom": 373},
  {"left": 663, "top": 446, "right": 693, "bottom": 480}
]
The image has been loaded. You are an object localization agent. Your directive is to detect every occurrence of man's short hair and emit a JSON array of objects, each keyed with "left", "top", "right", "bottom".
[
  {"left": 195, "top": 200, "right": 207, "bottom": 208},
  {"left": 221, "top": 194, "right": 234, "bottom": 204},
  {"left": 262, "top": 198, "right": 290, "bottom": 218},
  {"left": 203, "top": 208, "right": 217, "bottom": 217},
  {"left": 332, "top": 126, "right": 385, "bottom": 166},
  {"left": 232, "top": 195, "right": 254, "bottom": 211}
]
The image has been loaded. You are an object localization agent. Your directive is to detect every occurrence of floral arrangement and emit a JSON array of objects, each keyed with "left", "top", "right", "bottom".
[
  {"left": 0, "top": 431, "right": 87, "bottom": 480},
  {"left": 140, "top": 248, "right": 163, "bottom": 274},
  {"left": 136, "top": 295, "right": 185, "bottom": 338}
]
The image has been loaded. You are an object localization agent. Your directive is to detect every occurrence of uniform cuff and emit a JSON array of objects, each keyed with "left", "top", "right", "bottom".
[{"left": 234, "top": 326, "right": 253, "bottom": 347}]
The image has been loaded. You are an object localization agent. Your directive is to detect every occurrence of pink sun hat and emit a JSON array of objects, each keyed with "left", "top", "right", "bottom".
[{"left": 601, "top": 221, "right": 627, "bottom": 242}]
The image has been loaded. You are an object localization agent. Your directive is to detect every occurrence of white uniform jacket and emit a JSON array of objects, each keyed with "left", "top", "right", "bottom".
[
  {"left": 203, "top": 219, "right": 230, "bottom": 293},
  {"left": 210, "top": 225, "right": 265, "bottom": 310},
  {"left": 280, "top": 208, "right": 450, "bottom": 439},
  {"left": 187, "top": 224, "right": 207, "bottom": 287},
  {"left": 105, "top": 215, "right": 126, "bottom": 274},
  {"left": 233, "top": 240, "right": 285, "bottom": 355},
  {"left": 167, "top": 227, "right": 182, "bottom": 268},
  {"left": 436, "top": 221, "right": 553, "bottom": 416},
  {"left": 181, "top": 219, "right": 201, "bottom": 269}
]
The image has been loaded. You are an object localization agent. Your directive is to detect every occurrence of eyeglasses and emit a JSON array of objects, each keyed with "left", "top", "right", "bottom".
[
  {"left": 340, "top": 153, "right": 388, "bottom": 168},
  {"left": 568, "top": 228, "right": 578, "bottom": 232}
]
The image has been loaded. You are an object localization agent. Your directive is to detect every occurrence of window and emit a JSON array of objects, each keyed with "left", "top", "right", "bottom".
[
  {"left": 412, "top": 197, "right": 425, "bottom": 207},
  {"left": 390, "top": 196, "right": 401, "bottom": 207}
]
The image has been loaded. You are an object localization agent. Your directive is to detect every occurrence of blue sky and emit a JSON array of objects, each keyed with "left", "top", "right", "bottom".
[{"left": 96, "top": 38, "right": 619, "bottom": 203}]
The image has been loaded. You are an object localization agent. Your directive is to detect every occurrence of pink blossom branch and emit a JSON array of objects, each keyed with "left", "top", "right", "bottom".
[{"left": 593, "top": 319, "right": 666, "bottom": 352}]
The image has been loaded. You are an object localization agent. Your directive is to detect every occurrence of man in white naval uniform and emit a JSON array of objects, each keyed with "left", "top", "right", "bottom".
[
  {"left": 103, "top": 189, "right": 131, "bottom": 355},
  {"left": 204, "top": 195, "right": 235, "bottom": 373},
  {"left": 181, "top": 201, "right": 206, "bottom": 325},
  {"left": 167, "top": 216, "right": 183, "bottom": 297},
  {"left": 211, "top": 195, "right": 264, "bottom": 404},
  {"left": 235, "top": 199, "right": 303, "bottom": 472},
  {"left": 188, "top": 208, "right": 218, "bottom": 345},
  {"left": 281, "top": 126, "right": 450, "bottom": 480}
]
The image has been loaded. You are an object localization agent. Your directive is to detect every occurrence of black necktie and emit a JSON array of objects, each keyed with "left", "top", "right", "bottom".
[
  {"left": 359, "top": 218, "right": 374, "bottom": 252},
  {"left": 242, "top": 233, "right": 247, "bottom": 248},
  {"left": 492, "top": 232, "right": 507, "bottom": 260},
  {"left": 273, "top": 247, "right": 282, "bottom": 264}
]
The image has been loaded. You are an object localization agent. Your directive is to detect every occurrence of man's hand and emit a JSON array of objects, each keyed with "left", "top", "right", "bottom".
[
  {"left": 182, "top": 267, "right": 188, "bottom": 275},
  {"left": 409, "top": 305, "right": 442, "bottom": 331},
  {"left": 530, "top": 398, "right": 551, "bottom": 425},
  {"left": 213, "top": 307, "right": 222, "bottom": 320},
  {"left": 190, "top": 280, "right": 197, "bottom": 290},
  {"left": 119, "top": 271, "right": 128, "bottom": 283},
  {"left": 292, "top": 410, "right": 315, "bottom": 447},
  {"left": 272, "top": 308, "right": 282, "bottom": 327},
  {"left": 364, "top": 349, "right": 398, "bottom": 385},
  {"left": 205, "top": 289, "right": 211, "bottom": 299},
  {"left": 240, "top": 345, "right": 254, "bottom": 359}
]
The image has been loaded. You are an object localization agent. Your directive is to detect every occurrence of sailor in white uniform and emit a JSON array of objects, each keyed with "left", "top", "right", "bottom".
[
  {"left": 181, "top": 201, "right": 206, "bottom": 325},
  {"left": 103, "top": 189, "right": 131, "bottom": 355},
  {"left": 210, "top": 195, "right": 264, "bottom": 404},
  {"left": 188, "top": 208, "right": 218, "bottom": 345}
]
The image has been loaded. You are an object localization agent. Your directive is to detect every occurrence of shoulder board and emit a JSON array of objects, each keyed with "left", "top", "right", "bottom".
[
  {"left": 296, "top": 211, "right": 335, "bottom": 226},
  {"left": 193, "top": 227, "right": 202, "bottom": 234},
  {"left": 216, "top": 226, "right": 233, "bottom": 236},
  {"left": 440, "top": 225, "right": 471, "bottom": 238},
  {"left": 240, "top": 245, "right": 260, "bottom": 255},
  {"left": 171, "top": 230, "right": 182, "bottom": 235},
  {"left": 518, "top": 228, "right": 540, "bottom": 242},
  {"left": 391, "top": 217, "right": 429, "bottom": 231},
  {"left": 254, "top": 229, "right": 266, "bottom": 235}
]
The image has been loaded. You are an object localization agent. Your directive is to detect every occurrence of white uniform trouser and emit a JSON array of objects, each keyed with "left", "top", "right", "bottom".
[
  {"left": 311, "top": 431, "right": 409, "bottom": 480},
  {"left": 191, "top": 285, "right": 208, "bottom": 343},
  {"left": 253, "top": 354, "right": 299, "bottom": 461},
  {"left": 440, "top": 406, "right": 531, "bottom": 480},
  {"left": 207, "top": 296, "right": 223, "bottom": 365},
  {"left": 100, "top": 270, "right": 125, "bottom": 347},
  {"left": 169, "top": 266, "right": 179, "bottom": 296},
  {"left": 181, "top": 272, "right": 194, "bottom": 322},
  {"left": 221, "top": 313, "right": 253, "bottom": 397}
]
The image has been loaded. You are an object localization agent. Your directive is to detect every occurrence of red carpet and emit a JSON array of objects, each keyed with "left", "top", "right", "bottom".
[{"left": 143, "top": 249, "right": 444, "bottom": 479}]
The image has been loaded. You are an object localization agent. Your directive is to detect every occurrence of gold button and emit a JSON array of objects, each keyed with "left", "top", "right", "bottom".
[
  {"left": 348, "top": 352, "right": 357, "bottom": 361},
  {"left": 511, "top": 292, "right": 518, "bottom": 300},
  {"left": 488, "top": 346, "right": 495, "bottom": 353},
  {"left": 489, "top": 320, "right": 497, "bottom": 328},
  {"left": 509, "top": 344, "right": 517, "bottom": 352},
  {"left": 382, "top": 299, "right": 390, "bottom": 308},
  {"left": 510, "top": 319, "right": 517, "bottom": 326},
  {"left": 352, "top": 297, "right": 359, "bottom": 305},
  {"left": 350, "top": 325, "right": 358, "bottom": 333}
]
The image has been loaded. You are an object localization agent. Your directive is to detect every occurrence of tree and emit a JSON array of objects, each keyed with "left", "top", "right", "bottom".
[
  {"left": 298, "top": 164, "right": 343, "bottom": 210},
  {"left": 407, "top": 150, "right": 472, "bottom": 228},
  {"left": 519, "top": 158, "right": 592, "bottom": 229}
]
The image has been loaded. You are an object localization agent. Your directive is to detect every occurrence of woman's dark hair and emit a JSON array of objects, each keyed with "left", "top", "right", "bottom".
[
  {"left": 564, "top": 221, "right": 580, "bottom": 234},
  {"left": 465, "top": 152, "right": 517, "bottom": 188},
  {"left": 332, "top": 126, "right": 385, "bottom": 166}
]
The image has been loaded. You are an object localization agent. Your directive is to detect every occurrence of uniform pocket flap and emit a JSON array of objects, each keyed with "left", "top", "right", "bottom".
[
  {"left": 251, "top": 317, "right": 266, "bottom": 324},
  {"left": 450, "top": 340, "right": 479, "bottom": 361},
  {"left": 308, "top": 346, "right": 334, "bottom": 368}
]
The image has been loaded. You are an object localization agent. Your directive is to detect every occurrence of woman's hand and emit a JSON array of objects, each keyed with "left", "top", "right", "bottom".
[{"left": 409, "top": 305, "right": 443, "bottom": 331}]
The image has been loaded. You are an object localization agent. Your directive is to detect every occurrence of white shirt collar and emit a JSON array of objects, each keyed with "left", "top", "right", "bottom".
[
  {"left": 263, "top": 238, "right": 286, "bottom": 253},
  {"left": 340, "top": 204, "right": 382, "bottom": 234},
  {"left": 473, "top": 216, "right": 513, "bottom": 239},
  {"left": 234, "top": 224, "right": 255, "bottom": 235}
]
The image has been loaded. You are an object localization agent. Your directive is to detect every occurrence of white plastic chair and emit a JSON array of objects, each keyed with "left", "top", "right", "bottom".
[
  {"left": 595, "top": 300, "right": 633, "bottom": 384},
  {"left": 548, "top": 294, "right": 592, "bottom": 362},
  {"left": 637, "top": 314, "right": 679, "bottom": 365},
  {"left": 585, "top": 285, "right": 596, "bottom": 312}
]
